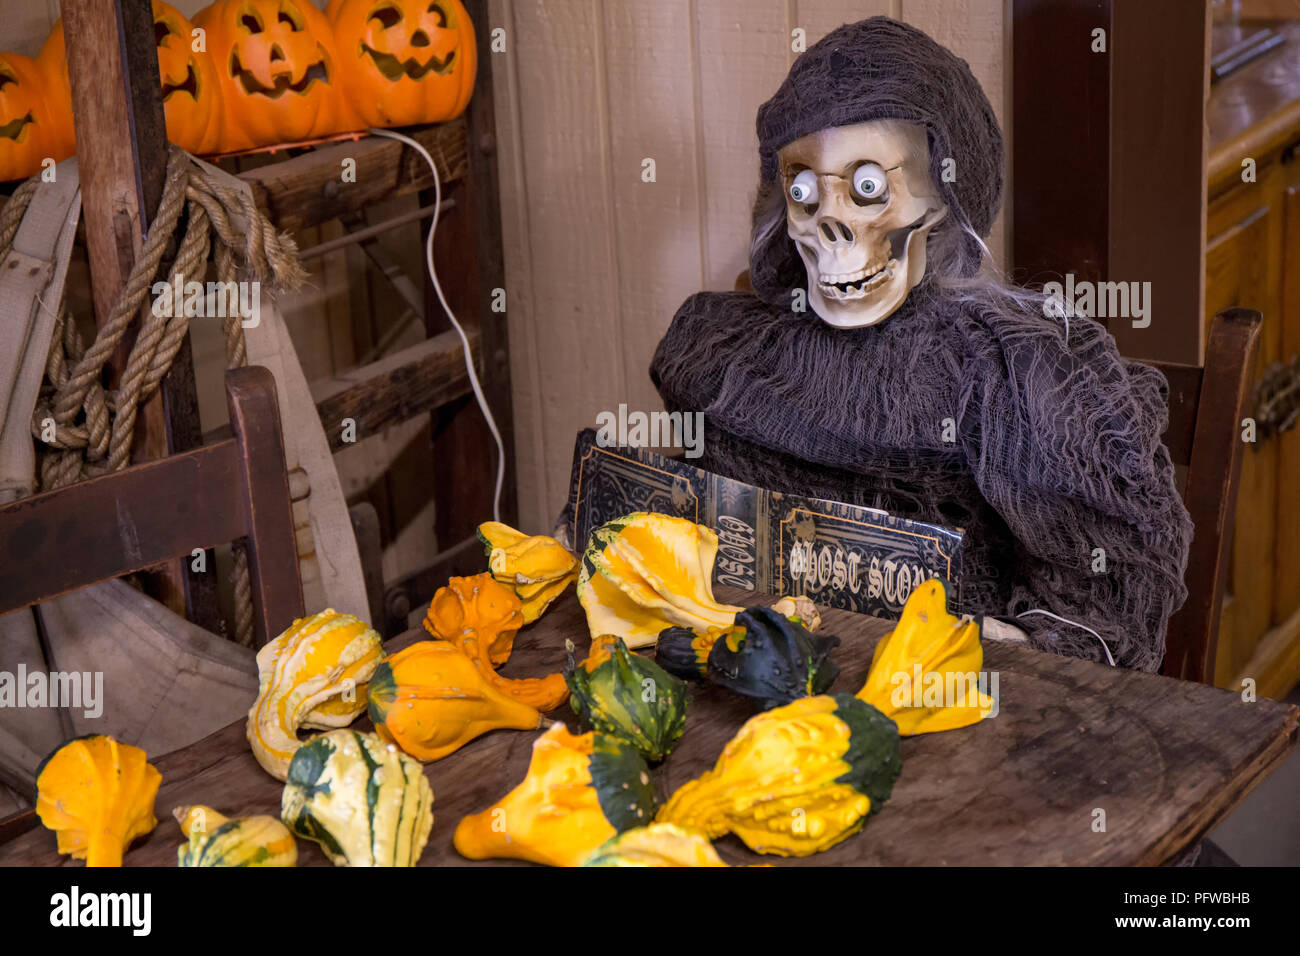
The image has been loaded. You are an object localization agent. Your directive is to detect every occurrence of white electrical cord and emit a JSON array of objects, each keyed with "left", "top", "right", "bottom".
[
  {"left": 367, "top": 127, "right": 505, "bottom": 522},
  {"left": 1016, "top": 608, "right": 1117, "bottom": 667}
]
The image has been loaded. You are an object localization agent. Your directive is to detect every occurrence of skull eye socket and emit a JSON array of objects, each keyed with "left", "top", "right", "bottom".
[
  {"left": 370, "top": 7, "right": 401, "bottom": 28},
  {"left": 851, "top": 162, "right": 888, "bottom": 203},
  {"left": 788, "top": 169, "right": 819, "bottom": 205}
]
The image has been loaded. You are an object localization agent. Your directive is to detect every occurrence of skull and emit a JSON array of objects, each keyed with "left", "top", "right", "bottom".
[{"left": 779, "top": 119, "right": 947, "bottom": 328}]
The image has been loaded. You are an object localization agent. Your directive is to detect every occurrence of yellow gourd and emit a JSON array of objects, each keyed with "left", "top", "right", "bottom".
[
  {"left": 582, "top": 824, "right": 728, "bottom": 867},
  {"left": 424, "top": 574, "right": 570, "bottom": 712},
  {"left": 855, "top": 578, "right": 994, "bottom": 735},
  {"left": 34, "top": 735, "right": 161, "bottom": 867},
  {"left": 478, "top": 521, "right": 579, "bottom": 624},
  {"left": 657, "top": 694, "right": 902, "bottom": 857},
  {"left": 174, "top": 805, "right": 297, "bottom": 867},
  {"left": 281, "top": 730, "right": 434, "bottom": 867},
  {"left": 368, "top": 640, "right": 544, "bottom": 761},
  {"left": 246, "top": 610, "right": 384, "bottom": 780},
  {"left": 453, "top": 724, "right": 656, "bottom": 867},
  {"left": 577, "top": 513, "right": 742, "bottom": 649}
]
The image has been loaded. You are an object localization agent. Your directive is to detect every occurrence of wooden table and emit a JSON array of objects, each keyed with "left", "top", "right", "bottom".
[{"left": 2, "top": 588, "right": 1296, "bottom": 866}]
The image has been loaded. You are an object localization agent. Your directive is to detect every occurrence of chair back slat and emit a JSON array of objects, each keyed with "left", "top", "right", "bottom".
[
  {"left": 0, "top": 365, "right": 303, "bottom": 646},
  {"left": 1144, "top": 360, "right": 1202, "bottom": 466},
  {"left": 0, "top": 442, "right": 243, "bottom": 615}
]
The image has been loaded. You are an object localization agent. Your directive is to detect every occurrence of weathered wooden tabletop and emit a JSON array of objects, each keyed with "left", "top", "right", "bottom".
[{"left": 3, "top": 587, "right": 1296, "bottom": 866}]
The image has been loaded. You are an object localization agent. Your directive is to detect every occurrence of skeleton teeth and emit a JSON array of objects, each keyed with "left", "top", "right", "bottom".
[{"left": 818, "top": 260, "right": 896, "bottom": 298}]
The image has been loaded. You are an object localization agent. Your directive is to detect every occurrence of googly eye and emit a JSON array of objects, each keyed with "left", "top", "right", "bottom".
[
  {"left": 788, "top": 169, "right": 819, "bottom": 204},
  {"left": 852, "top": 163, "right": 888, "bottom": 200}
]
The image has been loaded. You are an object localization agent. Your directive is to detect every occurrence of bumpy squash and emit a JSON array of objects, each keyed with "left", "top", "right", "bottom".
[
  {"left": 34, "top": 735, "right": 161, "bottom": 867},
  {"left": 453, "top": 725, "right": 656, "bottom": 867},
  {"left": 582, "top": 823, "right": 727, "bottom": 867},
  {"left": 706, "top": 606, "right": 840, "bottom": 709},
  {"left": 656, "top": 605, "right": 839, "bottom": 709},
  {"left": 657, "top": 694, "right": 901, "bottom": 857},
  {"left": 856, "top": 578, "right": 994, "bottom": 735},
  {"left": 478, "top": 521, "right": 579, "bottom": 624},
  {"left": 368, "top": 640, "right": 543, "bottom": 761},
  {"left": 281, "top": 729, "right": 434, "bottom": 867},
  {"left": 566, "top": 636, "right": 687, "bottom": 762},
  {"left": 246, "top": 610, "right": 384, "bottom": 781},
  {"left": 424, "top": 574, "right": 570, "bottom": 711},
  {"left": 174, "top": 805, "right": 297, "bottom": 867},
  {"left": 577, "top": 513, "right": 742, "bottom": 649}
]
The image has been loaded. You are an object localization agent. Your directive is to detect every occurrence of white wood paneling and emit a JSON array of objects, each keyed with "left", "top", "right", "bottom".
[{"left": 492, "top": 0, "right": 1011, "bottom": 532}]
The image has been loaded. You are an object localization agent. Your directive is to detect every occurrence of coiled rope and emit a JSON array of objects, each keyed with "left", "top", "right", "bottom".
[{"left": 0, "top": 146, "right": 305, "bottom": 646}]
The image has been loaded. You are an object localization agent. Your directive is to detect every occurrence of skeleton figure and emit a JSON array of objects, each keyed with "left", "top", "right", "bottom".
[
  {"left": 780, "top": 120, "right": 946, "bottom": 327},
  {"left": 651, "top": 17, "right": 1193, "bottom": 672}
]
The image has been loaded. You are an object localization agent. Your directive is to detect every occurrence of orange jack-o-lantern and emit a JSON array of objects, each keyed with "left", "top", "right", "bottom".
[
  {"left": 196, "top": 0, "right": 360, "bottom": 152},
  {"left": 326, "top": 0, "right": 476, "bottom": 128},
  {"left": 0, "top": 53, "right": 61, "bottom": 182},
  {"left": 39, "top": 3, "right": 223, "bottom": 157},
  {"left": 153, "top": 1, "right": 225, "bottom": 154}
]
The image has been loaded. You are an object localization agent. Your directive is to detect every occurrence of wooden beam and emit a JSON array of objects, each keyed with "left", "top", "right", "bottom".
[
  {"left": 61, "top": 0, "right": 208, "bottom": 620},
  {"left": 237, "top": 120, "right": 468, "bottom": 234},
  {"left": 428, "top": 0, "right": 517, "bottom": 553},
  {"left": 311, "top": 329, "right": 479, "bottom": 453}
]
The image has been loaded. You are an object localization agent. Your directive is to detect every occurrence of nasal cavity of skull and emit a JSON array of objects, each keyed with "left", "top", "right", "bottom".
[{"left": 819, "top": 219, "right": 854, "bottom": 245}]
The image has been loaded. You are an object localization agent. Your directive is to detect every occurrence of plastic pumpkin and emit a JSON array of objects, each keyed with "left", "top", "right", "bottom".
[
  {"left": 39, "top": 3, "right": 224, "bottom": 158},
  {"left": 0, "top": 52, "right": 63, "bottom": 182},
  {"left": 196, "top": 0, "right": 360, "bottom": 152},
  {"left": 152, "top": 1, "right": 226, "bottom": 153},
  {"left": 326, "top": 0, "right": 476, "bottom": 127}
]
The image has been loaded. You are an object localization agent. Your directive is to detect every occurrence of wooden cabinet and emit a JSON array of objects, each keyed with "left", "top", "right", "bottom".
[{"left": 1206, "top": 21, "right": 1300, "bottom": 696}]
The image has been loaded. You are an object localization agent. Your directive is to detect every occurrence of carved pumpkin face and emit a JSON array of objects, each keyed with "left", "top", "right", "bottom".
[
  {"left": 152, "top": 1, "right": 225, "bottom": 154},
  {"left": 0, "top": 53, "right": 57, "bottom": 182},
  {"left": 327, "top": 0, "right": 476, "bottom": 127},
  {"left": 39, "top": 3, "right": 222, "bottom": 160},
  {"left": 196, "top": 0, "right": 358, "bottom": 152}
]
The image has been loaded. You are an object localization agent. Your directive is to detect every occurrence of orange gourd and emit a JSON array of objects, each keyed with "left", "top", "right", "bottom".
[
  {"left": 423, "top": 573, "right": 570, "bottom": 712},
  {"left": 196, "top": 0, "right": 360, "bottom": 152},
  {"left": 326, "top": 0, "right": 476, "bottom": 128},
  {"left": 368, "top": 640, "right": 543, "bottom": 761},
  {"left": 0, "top": 52, "right": 63, "bottom": 182}
]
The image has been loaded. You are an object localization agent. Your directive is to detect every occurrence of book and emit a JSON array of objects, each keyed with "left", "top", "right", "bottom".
[{"left": 563, "top": 428, "right": 964, "bottom": 621}]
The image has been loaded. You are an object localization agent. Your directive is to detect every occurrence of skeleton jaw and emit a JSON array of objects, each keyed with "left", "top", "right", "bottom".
[{"left": 816, "top": 260, "right": 899, "bottom": 301}]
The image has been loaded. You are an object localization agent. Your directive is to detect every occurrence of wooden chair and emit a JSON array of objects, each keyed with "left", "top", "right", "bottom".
[
  {"left": 734, "top": 270, "right": 1261, "bottom": 683},
  {"left": 0, "top": 366, "right": 306, "bottom": 847},
  {"left": 0, "top": 364, "right": 304, "bottom": 645},
  {"left": 1152, "top": 308, "right": 1261, "bottom": 683}
]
